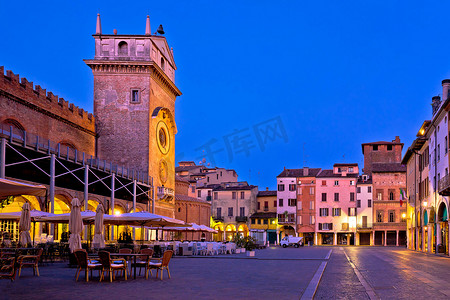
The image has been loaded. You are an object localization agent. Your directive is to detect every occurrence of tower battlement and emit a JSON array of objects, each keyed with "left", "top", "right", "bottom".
[{"left": 0, "top": 66, "right": 94, "bottom": 132}]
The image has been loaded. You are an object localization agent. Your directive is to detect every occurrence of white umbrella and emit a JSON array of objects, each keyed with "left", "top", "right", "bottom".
[
  {"left": 101, "top": 211, "right": 186, "bottom": 227},
  {"left": 18, "top": 203, "right": 31, "bottom": 247},
  {"left": 0, "top": 178, "right": 46, "bottom": 197},
  {"left": 68, "top": 198, "right": 83, "bottom": 253},
  {"left": 92, "top": 205, "right": 105, "bottom": 248},
  {"left": 199, "top": 224, "right": 218, "bottom": 233},
  {"left": 39, "top": 211, "right": 96, "bottom": 224}
]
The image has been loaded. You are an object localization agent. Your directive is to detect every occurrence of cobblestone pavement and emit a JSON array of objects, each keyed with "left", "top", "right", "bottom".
[{"left": 2, "top": 247, "right": 450, "bottom": 300}]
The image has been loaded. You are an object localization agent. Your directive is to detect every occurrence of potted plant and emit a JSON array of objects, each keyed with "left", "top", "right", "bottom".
[{"left": 244, "top": 236, "right": 257, "bottom": 257}]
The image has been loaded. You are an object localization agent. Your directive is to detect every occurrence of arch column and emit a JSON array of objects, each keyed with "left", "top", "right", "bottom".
[
  {"left": 428, "top": 225, "right": 432, "bottom": 253},
  {"left": 436, "top": 222, "right": 441, "bottom": 248}
]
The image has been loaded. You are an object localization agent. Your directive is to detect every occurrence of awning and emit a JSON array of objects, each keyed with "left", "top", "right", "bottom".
[{"left": 0, "top": 178, "right": 47, "bottom": 198}]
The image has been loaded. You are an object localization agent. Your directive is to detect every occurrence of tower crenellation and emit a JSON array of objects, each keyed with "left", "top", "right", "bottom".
[{"left": 0, "top": 67, "right": 94, "bottom": 128}]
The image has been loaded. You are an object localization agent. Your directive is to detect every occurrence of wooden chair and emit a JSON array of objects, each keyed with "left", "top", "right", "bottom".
[
  {"left": 17, "top": 248, "right": 43, "bottom": 277},
  {"left": 0, "top": 257, "right": 16, "bottom": 281},
  {"left": 98, "top": 251, "right": 127, "bottom": 282},
  {"left": 131, "top": 248, "right": 154, "bottom": 279},
  {"left": 148, "top": 250, "right": 173, "bottom": 280},
  {"left": 74, "top": 249, "right": 102, "bottom": 282}
]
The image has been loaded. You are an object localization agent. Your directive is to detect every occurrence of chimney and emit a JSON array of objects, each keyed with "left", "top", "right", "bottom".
[
  {"left": 266, "top": 187, "right": 269, "bottom": 191},
  {"left": 303, "top": 167, "right": 309, "bottom": 176},
  {"left": 96, "top": 14, "right": 102, "bottom": 35},
  {"left": 432, "top": 95, "right": 441, "bottom": 116},
  {"left": 145, "top": 15, "right": 151, "bottom": 35},
  {"left": 113, "top": 29, "right": 117, "bottom": 35},
  {"left": 392, "top": 136, "right": 400, "bottom": 143},
  {"left": 442, "top": 79, "right": 450, "bottom": 101}
]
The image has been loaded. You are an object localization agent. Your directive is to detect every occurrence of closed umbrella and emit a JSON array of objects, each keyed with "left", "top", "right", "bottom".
[
  {"left": 18, "top": 203, "right": 31, "bottom": 247},
  {"left": 68, "top": 198, "right": 83, "bottom": 253},
  {"left": 92, "top": 204, "right": 105, "bottom": 248}
]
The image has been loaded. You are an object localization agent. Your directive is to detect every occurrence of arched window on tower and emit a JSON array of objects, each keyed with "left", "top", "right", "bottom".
[
  {"left": 118, "top": 41, "right": 128, "bottom": 56},
  {"left": 1, "top": 118, "right": 25, "bottom": 140},
  {"left": 160, "top": 57, "right": 165, "bottom": 71}
]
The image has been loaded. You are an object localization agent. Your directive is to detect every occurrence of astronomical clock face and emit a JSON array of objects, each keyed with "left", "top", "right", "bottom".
[
  {"left": 159, "top": 159, "right": 168, "bottom": 184},
  {"left": 156, "top": 121, "right": 170, "bottom": 155}
]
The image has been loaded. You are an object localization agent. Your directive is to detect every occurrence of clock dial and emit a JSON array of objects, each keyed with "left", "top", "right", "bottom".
[{"left": 156, "top": 121, "right": 170, "bottom": 155}]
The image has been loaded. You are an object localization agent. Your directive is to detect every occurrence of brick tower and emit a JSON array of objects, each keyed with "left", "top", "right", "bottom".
[{"left": 84, "top": 15, "right": 182, "bottom": 217}]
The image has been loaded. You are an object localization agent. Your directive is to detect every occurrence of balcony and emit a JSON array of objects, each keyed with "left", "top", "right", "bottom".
[
  {"left": 213, "top": 215, "right": 224, "bottom": 222},
  {"left": 439, "top": 174, "right": 450, "bottom": 196},
  {"left": 157, "top": 186, "right": 174, "bottom": 200},
  {"left": 206, "top": 196, "right": 212, "bottom": 201},
  {"left": 264, "top": 207, "right": 269, "bottom": 212},
  {"left": 356, "top": 223, "right": 373, "bottom": 230},
  {"left": 235, "top": 216, "right": 248, "bottom": 223}
]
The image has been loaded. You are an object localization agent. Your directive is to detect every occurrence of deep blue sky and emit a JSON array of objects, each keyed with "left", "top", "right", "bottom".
[{"left": 1, "top": 1, "right": 449, "bottom": 190}]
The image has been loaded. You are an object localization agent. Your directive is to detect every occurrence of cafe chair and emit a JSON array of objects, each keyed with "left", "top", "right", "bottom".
[
  {"left": 98, "top": 251, "right": 128, "bottom": 282},
  {"left": 0, "top": 257, "right": 16, "bottom": 281},
  {"left": 17, "top": 248, "right": 43, "bottom": 277},
  {"left": 148, "top": 250, "right": 173, "bottom": 280},
  {"left": 139, "top": 248, "right": 154, "bottom": 279},
  {"left": 74, "top": 249, "right": 102, "bottom": 282}
]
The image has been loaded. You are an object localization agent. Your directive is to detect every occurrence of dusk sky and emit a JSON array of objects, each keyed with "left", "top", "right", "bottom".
[{"left": 2, "top": 1, "right": 449, "bottom": 190}]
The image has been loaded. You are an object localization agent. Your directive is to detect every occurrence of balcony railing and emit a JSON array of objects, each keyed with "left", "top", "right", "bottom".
[
  {"left": 213, "top": 215, "right": 224, "bottom": 222},
  {"left": 356, "top": 223, "right": 373, "bottom": 230},
  {"left": 264, "top": 207, "right": 269, "bottom": 212},
  {"left": 236, "top": 216, "right": 248, "bottom": 223},
  {"left": 206, "top": 196, "right": 212, "bottom": 201},
  {"left": 157, "top": 186, "right": 174, "bottom": 200},
  {"left": 439, "top": 174, "right": 450, "bottom": 196}
]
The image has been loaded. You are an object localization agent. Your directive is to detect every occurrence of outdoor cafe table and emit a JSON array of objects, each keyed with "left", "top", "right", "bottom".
[
  {"left": 0, "top": 248, "right": 38, "bottom": 257},
  {"left": 109, "top": 253, "right": 151, "bottom": 280}
]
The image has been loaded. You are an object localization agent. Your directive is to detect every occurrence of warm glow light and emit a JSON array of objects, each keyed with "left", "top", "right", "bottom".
[
  {"left": 423, "top": 201, "right": 428, "bottom": 207},
  {"left": 349, "top": 217, "right": 357, "bottom": 228},
  {"left": 114, "top": 210, "right": 121, "bottom": 216},
  {"left": 420, "top": 129, "right": 425, "bottom": 135},
  {"left": 272, "top": 220, "right": 276, "bottom": 224},
  {"left": 402, "top": 213, "right": 406, "bottom": 218}
]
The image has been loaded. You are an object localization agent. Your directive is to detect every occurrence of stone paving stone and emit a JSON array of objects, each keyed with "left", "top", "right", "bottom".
[
  {"left": 314, "top": 248, "right": 369, "bottom": 300},
  {"left": 0, "top": 248, "right": 322, "bottom": 300}
]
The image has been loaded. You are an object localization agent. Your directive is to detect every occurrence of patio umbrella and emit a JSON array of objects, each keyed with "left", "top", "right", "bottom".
[
  {"left": 92, "top": 204, "right": 105, "bottom": 248},
  {"left": 68, "top": 198, "right": 83, "bottom": 253},
  {"left": 102, "top": 211, "right": 186, "bottom": 227},
  {"left": 40, "top": 211, "right": 96, "bottom": 224},
  {"left": 18, "top": 203, "right": 31, "bottom": 247},
  {"left": 0, "top": 178, "right": 46, "bottom": 198}
]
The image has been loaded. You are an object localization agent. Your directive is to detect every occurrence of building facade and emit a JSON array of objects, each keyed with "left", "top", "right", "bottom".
[
  {"left": 249, "top": 189, "right": 278, "bottom": 245},
  {"left": 276, "top": 169, "right": 298, "bottom": 239},
  {"left": 316, "top": 164, "right": 359, "bottom": 245},
  {"left": 295, "top": 168, "right": 321, "bottom": 245},
  {"left": 207, "top": 182, "right": 258, "bottom": 241},
  {"left": 363, "top": 138, "right": 407, "bottom": 246},
  {"left": 174, "top": 175, "right": 211, "bottom": 241},
  {"left": 356, "top": 175, "right": 373, "bottom": 245}
]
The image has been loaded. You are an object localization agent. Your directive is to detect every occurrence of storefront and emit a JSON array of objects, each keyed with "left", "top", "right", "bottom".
[{"left": 321, "top": 233, "right": 333, "bottom": 245}]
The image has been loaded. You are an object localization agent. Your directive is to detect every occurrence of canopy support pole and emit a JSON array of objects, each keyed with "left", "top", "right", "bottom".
[
  {"left": 111, "top": 173, "right": 115, "bottom": 240},
  {"left": 133, "top": 180, "right": 136, "bottom": 240},
  {"left": 49, "top": 154, "right": 55, "bottom": 236},
  {"left": 0, "top": 138, "right": 6, "bottom": 178},
  {"left": 84, "top": 165, "right": 89, "bottom": 240}
]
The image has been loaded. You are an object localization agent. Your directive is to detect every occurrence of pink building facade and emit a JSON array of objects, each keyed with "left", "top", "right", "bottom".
[{"left": 315, "top": 164, "right": 359, "bottom": 245}]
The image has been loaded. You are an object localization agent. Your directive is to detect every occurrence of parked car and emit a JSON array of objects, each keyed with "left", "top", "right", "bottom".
[{"left": 280, "top": 235, "right": 304, "bottom": 248}]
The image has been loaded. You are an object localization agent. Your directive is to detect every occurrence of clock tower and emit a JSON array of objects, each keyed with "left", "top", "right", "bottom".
[{"left": 84, "top": 15, "right": 181, "bottom": 217}]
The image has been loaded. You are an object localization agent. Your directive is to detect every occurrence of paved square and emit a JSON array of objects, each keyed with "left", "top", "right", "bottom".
[{"left": 2, "top": 247, "right": 450, "bottom": 300}]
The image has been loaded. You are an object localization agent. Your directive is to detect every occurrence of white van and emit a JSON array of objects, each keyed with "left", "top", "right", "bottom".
[{"left": 280, "top": 235, "right": 304, "bottom": 248}]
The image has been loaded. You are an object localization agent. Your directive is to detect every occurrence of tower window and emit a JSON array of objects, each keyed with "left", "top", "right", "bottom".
[
  {"left": 118, "top": 41, "right": 128, "bottom": 56},
  {"left": 131, "top": 89, "right": 140, "bottom": 103},
  {"left": 161, "top": 57, "right": 165, "bottom": 71}
]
